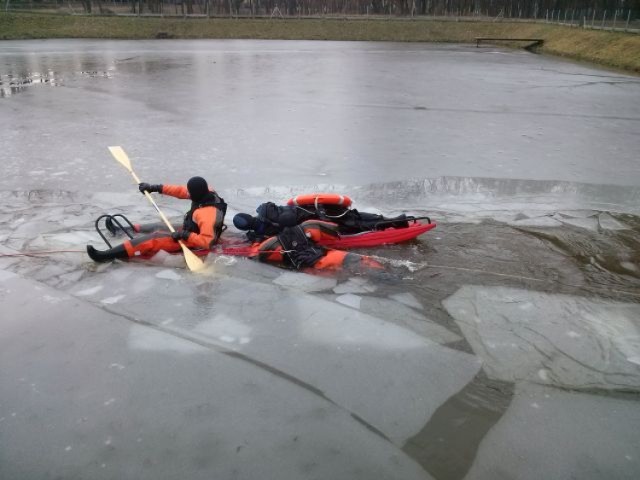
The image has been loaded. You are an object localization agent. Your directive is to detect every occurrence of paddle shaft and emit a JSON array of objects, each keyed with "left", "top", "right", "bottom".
[
  {"left": 128, "top": 169, "right": 177, "bottom": 234},
  {"left": 108, "top": 146, "right": 205, "bottom": 271}
]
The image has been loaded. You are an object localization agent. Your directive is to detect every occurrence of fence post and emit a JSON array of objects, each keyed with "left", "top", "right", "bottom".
[
  {"left": 601, "top": 10, "right": 606, "bottom": 28},
  {"left": 626, "top": 9, "right": 631, "bottom": 32},
  {"left": 591, "top": 9, "right": 596, "bottom": 28},
  {"left": 613, "top": 10, "right": 617, "bottom": 30}
]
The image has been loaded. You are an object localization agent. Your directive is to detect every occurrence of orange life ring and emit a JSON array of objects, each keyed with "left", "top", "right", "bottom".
[{"left": 286, "top": 193, "right": 352, "bottom": 208}]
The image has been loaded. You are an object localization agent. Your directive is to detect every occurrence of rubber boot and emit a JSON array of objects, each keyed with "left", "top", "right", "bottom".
[{"left": 86, "top": 244, "right": 129, "bottom": 263}]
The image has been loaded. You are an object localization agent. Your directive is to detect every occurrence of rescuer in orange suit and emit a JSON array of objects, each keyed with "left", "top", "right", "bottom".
[{"left": 86, "top": 176, "right": 226, "bottom": 262}]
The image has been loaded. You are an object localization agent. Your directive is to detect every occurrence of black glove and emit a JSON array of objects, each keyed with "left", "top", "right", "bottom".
[
  {"left": 138, "top": 183, "right": 163, "bottom": 194},
  {"left": 170, "top": 230, "right": 190, "bottom": 242},
  {"left": 245, "top": 231, "right": 265, "bottom": 243}
]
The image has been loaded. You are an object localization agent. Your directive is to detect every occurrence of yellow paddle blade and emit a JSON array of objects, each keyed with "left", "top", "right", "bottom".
[
  {"left": 180, "top": 242, "right": 206, "bottom": 272},
  {"left": 108, "top": 146, "right": 132, "bottom": 172}
]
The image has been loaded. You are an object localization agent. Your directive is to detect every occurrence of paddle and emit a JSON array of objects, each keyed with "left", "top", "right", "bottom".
[{"left": 108, "top": 146, "right": 206, "bottom": 272}]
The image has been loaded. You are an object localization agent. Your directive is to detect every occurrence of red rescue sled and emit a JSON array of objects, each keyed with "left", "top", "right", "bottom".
[{"left": 213, "top": 220, "right": 436, "bottom": 257}]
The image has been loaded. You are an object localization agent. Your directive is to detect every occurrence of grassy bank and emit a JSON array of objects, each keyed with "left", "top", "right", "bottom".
[{"left": 2, "top": 13, "right": 640, "bottom": 73}]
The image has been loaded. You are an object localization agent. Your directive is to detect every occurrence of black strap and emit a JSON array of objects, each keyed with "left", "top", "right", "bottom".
[{"left": 278, "top": 226, "right": 324, "bottom": 269}]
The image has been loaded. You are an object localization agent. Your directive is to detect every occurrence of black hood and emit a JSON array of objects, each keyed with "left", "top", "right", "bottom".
[{"left": 187, "top": 176, "right": 209, "bottom": 202}]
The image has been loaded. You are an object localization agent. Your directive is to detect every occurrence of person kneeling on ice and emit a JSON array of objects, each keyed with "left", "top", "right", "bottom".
[
  {"left": 87, "top": 176, "right": 226, "bottom": 262},
  {"left": 233, "top": 200, "right": 409, "bottom": 242},
  {"left": 251, "top": 220, "right": 382, "bottom": 271}
]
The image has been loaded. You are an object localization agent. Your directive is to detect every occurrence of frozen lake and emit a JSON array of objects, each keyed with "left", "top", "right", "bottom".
[{"left": 1, "top": 39, "right": 639, "bottom": 480}]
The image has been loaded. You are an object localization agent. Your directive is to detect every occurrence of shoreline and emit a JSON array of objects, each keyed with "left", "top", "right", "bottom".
[{"left": 2, "top": 13, "right": 640, "bottom": 73}]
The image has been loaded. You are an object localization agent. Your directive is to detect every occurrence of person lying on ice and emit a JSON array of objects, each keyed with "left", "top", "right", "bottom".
[
  {"left": 252, "top": 221, "right": 382, "bottom": 272},
  {"left": 232, "top": 201, "right": 409, "bottom": 242},
  {"left": 87, "top": 176, "right": 227, "bottom": 262}
]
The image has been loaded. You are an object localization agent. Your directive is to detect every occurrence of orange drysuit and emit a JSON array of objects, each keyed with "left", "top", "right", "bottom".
[{"left": 122, "top": 184, "right": 226, "bottom": 259}]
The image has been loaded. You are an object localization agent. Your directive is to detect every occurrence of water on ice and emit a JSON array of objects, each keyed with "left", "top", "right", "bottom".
[{"left": 443, "top": 286, "right": 640, "bottom": 390}]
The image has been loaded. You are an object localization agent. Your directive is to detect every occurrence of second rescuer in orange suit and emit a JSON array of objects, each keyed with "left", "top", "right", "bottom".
[{"left": 86, "top": 176, "right": 226, "bottom": 262}]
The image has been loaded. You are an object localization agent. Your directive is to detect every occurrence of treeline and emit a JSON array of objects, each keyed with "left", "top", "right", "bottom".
[{"left": 8, "top": 0, "right": 640, "bottom": 18}]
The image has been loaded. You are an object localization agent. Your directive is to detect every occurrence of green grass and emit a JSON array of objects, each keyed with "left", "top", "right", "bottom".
[{"left": 2, "top": 13, "right": 640, "bottom": 73}]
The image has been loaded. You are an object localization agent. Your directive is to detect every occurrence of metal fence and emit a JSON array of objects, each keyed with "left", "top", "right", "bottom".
[{"left": 3, "top": 0, "right": 639, "bottom": 34}]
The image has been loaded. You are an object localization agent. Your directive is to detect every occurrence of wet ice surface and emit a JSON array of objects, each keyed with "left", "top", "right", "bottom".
[
  {"left": 66, "top": 267, "right": 482, "bottom": 445},
  {"left": 0, "top": 274, "right": 432, "bottom": 480},
  {"left": 465, "top": 383, "right": 640, "bottom": 480},
  {"left": 1, "top": 40, "right": 640, "bottom": 193},
  {"left": 1, "top": 39, "right": 640, "bottom": 479},
  {"left": 443, "top": 286, "right": 640, "bottom": 390}
]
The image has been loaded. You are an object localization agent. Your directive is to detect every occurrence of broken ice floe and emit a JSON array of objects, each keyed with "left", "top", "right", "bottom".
[
  {"left": 465, "top": 383, "right": 640, "bottom": 480},
  {"left": 333, "top": 277, "right": 377, "bottom": 294},
  {"left": 597, "top": 212, "right": 629, "bottom": 231},
  {"left": 551, "top": 212, "right": 599, "bottom": 231},
  {"left": 76, "top": 269, "right": 481, "bottom": 445},
  {"left": 155, "top": 269, "right": 182, "bottom": 281},
  {"left": 389, "top": 292, "right": 423, "bottom": 310},
  {"left": 273, "top": 271, "right": 337, "bottom": 292},
  {"left": 336, "top": 293, "right": 362, "bottom": 309},
  {"left": 2, "top": 272, "right": 432, "bottom": 480},
  {"left": 443, "top": 286, "right": 640, "bottom": 390},
  {"left": 339, "top": 295, "right": 460, "bottom": 345}
]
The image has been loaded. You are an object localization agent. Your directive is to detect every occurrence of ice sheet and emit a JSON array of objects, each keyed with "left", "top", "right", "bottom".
[
  {"left": 335, "top": 293, "right": 363, "bottom": 309},
  {"left": 273, "top": 271, "right": 337, "bottom": 292},
  {"left": 465, "top": 383, "right": 640, "bottom": 480},
  {"left": 333, "top": 277, "right": 377, "bottom": 294},
  {"left": 443, "top": 286, "right": 640, "bottom": 390},
  {"left": 598, "top": 212, "right": 630, "bottom": 231},
  {"left": 0, "top": 272, "right": 434, "bottom": 480},
  {"left": 69, "top": 270, "right": 482, "bottom": 445},
  {"left": 358, "top": 297, "right": 461, "bottom": 345}
]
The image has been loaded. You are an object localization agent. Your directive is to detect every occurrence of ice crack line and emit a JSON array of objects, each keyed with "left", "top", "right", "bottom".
[{"left": 96, "top": 302, "right": 395, "bottom": 445}]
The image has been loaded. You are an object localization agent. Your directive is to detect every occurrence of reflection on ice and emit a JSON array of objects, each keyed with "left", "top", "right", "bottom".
[
  {"left": 389, "top": 292, "right": 423, "bottom": 310},
  {"left": 443, "top": 286, "right": 640, "bottom": 390},
  {"left": 465, "top": 383, "right": 640, "bottom": 480}
]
